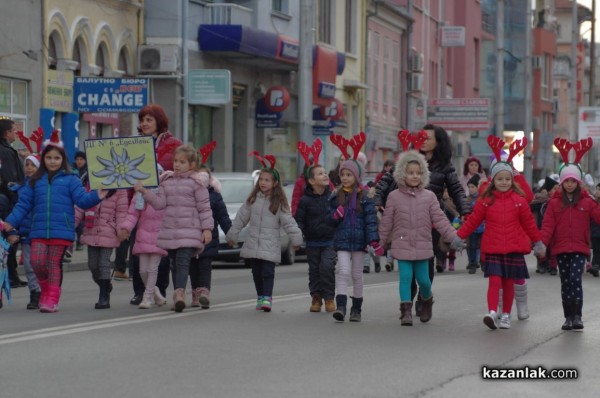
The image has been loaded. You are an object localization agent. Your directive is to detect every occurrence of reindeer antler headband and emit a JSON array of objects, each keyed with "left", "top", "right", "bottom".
[
  {"left": 554, "top": 137, "right": 593, "bottom": 180},
  {"left": 397, "top": 129, "right": 428, "bottom": 152},
  {"left": 329, "top": 132, "right": 366, "bottom": 160},
  {"left": 487, "top": 135, "right": 527, "bottom": 177},
  {"left": 249, "top": 151, "right": 280, "bottom": 181},
  {"left": 199, "top": 140, "right": 217, "bottom": 165},
  {"left": 17, "top": 127, "right": 45, "bottom": 154},
  {"left": 297, "top": 138, "right": 323, "bottom": 178}
]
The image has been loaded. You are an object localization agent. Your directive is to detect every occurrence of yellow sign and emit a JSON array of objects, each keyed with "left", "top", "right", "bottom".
[
  {"left": 45, "top": 70, "right": 74, "bottom": 112},
  {"left": 84, "top": 136, "right": 159, "bottom": 190}
]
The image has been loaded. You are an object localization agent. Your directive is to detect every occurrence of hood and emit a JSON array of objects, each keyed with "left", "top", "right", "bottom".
[{"left": 393, "top": 150, "right": 430, "bottom": 189}]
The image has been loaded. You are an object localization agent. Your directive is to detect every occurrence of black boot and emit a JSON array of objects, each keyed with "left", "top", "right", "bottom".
[
  {"left": 27, "top": 290, "right": 41, "bottom": 310},
  {"left": 415, "top": 297, "right": 423, "bottom": 317},
  {"left": 349, "top": 297, "right": 363, "bottom": 322},
  {"left": 95, "top": 280, "right": 111, "bottom": 309},
  {"left": 572, "top": 301, "right": 584, "bottom": 330},
  {"left": 561, "top": 301, "right": 573, "bottom": 330},
  {"left": 333, "top": 295, "right": 347, "bottom": 322},
  {"left": 374, "top": 262, "right": 381, "bottom": 273},
  {"left": 591, "top": 264, "right": 600, "bottom": 277}
]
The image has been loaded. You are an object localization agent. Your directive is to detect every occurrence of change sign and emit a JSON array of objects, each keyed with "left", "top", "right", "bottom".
[{"left": 73, "top": 77, "right": 149, "bottom": 113}]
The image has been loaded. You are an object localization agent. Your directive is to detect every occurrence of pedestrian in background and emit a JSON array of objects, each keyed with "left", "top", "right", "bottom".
[
  {"left": 458, "top": 156, "right": 487, "bottom": 196},
  {"left": 73, "top": 150, "right": 88, "bottom": 251},
  {"left": 134, "top": 145, "right": 213, "bottom": 313},
  {"left": 465, "top": 174, "right": 484, "bottom": 274},
  {"left": 227, "top": 153, "right": 302, "bottom": 313}
]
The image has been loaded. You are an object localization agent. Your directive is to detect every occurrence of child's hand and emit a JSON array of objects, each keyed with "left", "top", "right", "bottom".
[
  {"left": 1, "top": 221, "right": 13, "bottom": 232},
  {"left": 7, "top": 235, "right": 19, "bottom": 245},
  {"left": 370, "top": 241, "right": 385, "bottom": 256},
  {"left": 97, "top": 189, "right": 108, "bottom": 199},
  {"left": 133, "top": 181, "right": 145, "bottom": 193},
  {"left": 450, "top": 236, "right": 466, "bottom": 251},
  {"left": 533, "top": 241, "right": 546, "bottom": 258},
  {"left": 118, "top": 229, "right": 130, "bottom": 241},
  {"left": 202, "top": 229, "right": 212, "bottom": 244},
  {"left": 333, "top": 205, "right": 345, "bottom": 220},
  {"left": 227, "top": 239, "right": 236, "bottom": 247}
]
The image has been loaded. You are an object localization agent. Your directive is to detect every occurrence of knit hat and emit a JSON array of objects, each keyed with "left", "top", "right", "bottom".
[
  {"left": 74, "top": 150, "right": 86, "bottom": 160},
  {"left": 25, "top": 154, "right": 40, "bottom": 168},
  {"left": 543, "top": 176, "right": 559, "bottom": 191},
  {"left": 487, "top": 135, "right": 527, "bottom": 181},
  {"left": 555, "top": 137, "right": 593, "bottom": 184},
  {"left": 467, "top": 174, "right": 481, "bottom": 187},
  {"left": 339, "top": 159, "right": 362, "bottom": 184},
  {"left": 489, "top": 159, "right": 514, "bottom": 180}
]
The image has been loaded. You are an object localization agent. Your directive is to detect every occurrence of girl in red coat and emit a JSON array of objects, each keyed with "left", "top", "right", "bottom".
[
  {"left": 540, "top": 138, "right": 600, "bottom": 331},
  {"left": 456, "top": 136, "right": 545, "bottom": 330}
]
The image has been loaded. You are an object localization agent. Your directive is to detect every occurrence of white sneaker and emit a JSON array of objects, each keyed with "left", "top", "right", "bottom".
[
  {"left": 484, "top": 311, "right": 498, "bottom": 330},
  {"left": 139, "top": 299, "right": 153, "bottom": 309},
  {"left": 499, "top": 313, "right": 511, "bottom": 329},
  {"left": 154, "top": 286, "right": 167, "bottom": 306}
]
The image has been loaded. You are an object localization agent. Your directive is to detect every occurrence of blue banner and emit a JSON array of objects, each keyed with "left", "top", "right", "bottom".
[{"left": 73, "top": 78, "right": 148, "bottom": 113}]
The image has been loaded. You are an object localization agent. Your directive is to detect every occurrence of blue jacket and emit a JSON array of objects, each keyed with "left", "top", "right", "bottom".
[
  {"left": 199, "top": 186, "right": 232, "bottom": 258},
  {"left": 6, "top": 171, "right": 102, "bottom": 241},
  {"left": 330, "top": 190, "right": 379, "bottom": 252}
]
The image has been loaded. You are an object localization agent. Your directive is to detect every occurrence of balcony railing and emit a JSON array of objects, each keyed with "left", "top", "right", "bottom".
[{"left": 205, "top": 3, "right": 253, "bottom": 25}]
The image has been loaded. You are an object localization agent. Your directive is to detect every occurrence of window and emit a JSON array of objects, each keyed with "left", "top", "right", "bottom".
[
  {"left": 189, "top": 105, "right": 214, "bottom": 151},
  {"left": 0, "top": 77, "right": 29, "bottom": 131},
  {"left": 392, "top": 41, "right": 400, "bottom": 121},
  {"left": 272, "top": 0, "right": 289, "bottom": 14},
  {"left": 541, "top": 54, "right": 549, "bottom": 100},
  {"left": 318, "top": 0, "right": 332, "bottom": 45},
  {"left": 372, "top": 32, "right": 379, "bottom": 115},
  {"left": 345, "top": 0, "right": 356, "bottom": 53},
  {"left": 474, "top": 38, "right": 480, "bottom": 90}
]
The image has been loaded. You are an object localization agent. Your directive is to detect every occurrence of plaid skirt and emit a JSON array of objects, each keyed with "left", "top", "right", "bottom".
[{"left": 483, "top": 253, "right": 530, "bottom": 279}]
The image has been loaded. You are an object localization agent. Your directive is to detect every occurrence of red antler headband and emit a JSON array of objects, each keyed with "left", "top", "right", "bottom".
[
  {"left": 249, "top": 150, "right": 280, "bottom": 181},
  {"left": 397, "top": 129, "right": 428, "bottom": 152},
  {"left": 199, "top": 140, "right": 217, "bottom": 164},
  {"left": 17, "top": 127, "right": 45, "bottom": 154},
  {"left": 329, "top": 132, "right": 366, "bottom": 160},
  {"left": 297, "top": 138, "right": 323, "bottom": 167},
  {"left": 554, "top": 137, "right": 593, "bottom": 179}
]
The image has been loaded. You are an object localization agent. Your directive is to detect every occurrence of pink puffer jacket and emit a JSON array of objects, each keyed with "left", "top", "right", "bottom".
[
  {"left": 79, "top": 190, "right": 129, "bottom": 248},
  {"left": 119, "top": 194, "right": 167, "bottom": 256},
  {"left": 142, "top": 170, "right": 213, "bottom": 250}
]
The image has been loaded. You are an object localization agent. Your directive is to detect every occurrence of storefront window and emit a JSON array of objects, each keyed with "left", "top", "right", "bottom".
[
  {"left": 189, "top": 105, "right": 213, "bottom": 148},
  {"left": 0, "top": 77, "right": 29, "bottom": 132}
]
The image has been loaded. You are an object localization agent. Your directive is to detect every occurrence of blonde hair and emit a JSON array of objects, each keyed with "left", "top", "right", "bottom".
[{"left": 174, "top": 145, "right": 200, "bottom": 170}]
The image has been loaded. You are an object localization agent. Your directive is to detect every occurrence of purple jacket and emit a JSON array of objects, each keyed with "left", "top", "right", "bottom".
[
  {"left": 77, "top": 190, "right": 129, "bottom": 248},
  {"left": 119, "top": 193, "right": 167, "bottom": 256},
  {"left": 143, "top": 170, "right": 214, "bottom": 250}
]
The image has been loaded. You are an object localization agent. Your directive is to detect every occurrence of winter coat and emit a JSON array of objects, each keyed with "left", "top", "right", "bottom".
[
  {"left": 540, "top": 189, "right": 600, "bottom": 257},
  {"left": 6, "top": 171, "right": 102, "bottom": 241},
  {"left": 330, "top": 188, "right": 379, "bottom": 252},
  {"left": 379, "top": 151, "right": 458, "bottom": 261},
  {"left": 199, "top": 175, "right": 232, "bottom": 258},
  {"left": 119, "top": 191, "right": 167, "bottom": 256},
  {"left": 373, "top": 171, "right": 396, "bottom": 208},
  {"left": 142, "top": 170, "right": 213, "bottom": 251},
  {"left": 226, "top": 191, "right": 303, "bottom": 263},
  {"left": 8, "top": 180, "right": 32, "bottom": 243},
  {"left": 295, "top": 185, "right": 335, "bottom": 246},
  {"left": 458, "top": 172, "right": 487, "bottom": 196},
  {"left": 75, "top": 190, "right": 129, "bottom": 248},
  {"left": 457, "top": 189, "right": 541, "bottom": 255},
  {"left": 0, "top": 137, "right": 25, "bottom": 213},
  {"left": 155, "top": 131, "right": 182, "bottom": 171},
  {"left": 426, "top": 157, "right": 469, "bottom": 215},
  {"left": 478, "top": 174, "right": 535, "bottom": 203}
]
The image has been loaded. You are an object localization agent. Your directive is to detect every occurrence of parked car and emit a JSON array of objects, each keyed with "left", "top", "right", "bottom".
[{"left": 214, "top": 172, "right": 296, "bottom": 265}]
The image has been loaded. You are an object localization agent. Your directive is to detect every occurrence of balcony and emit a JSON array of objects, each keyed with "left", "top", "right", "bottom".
[{"left": 205, "top": 3, "right": 253, "bottom": 25}]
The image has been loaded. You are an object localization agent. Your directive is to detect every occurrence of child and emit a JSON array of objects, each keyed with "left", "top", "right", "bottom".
[
  {"left": 295, "top": 139, "right": 336, "bottom": 312},
  {"left": 2, "top": 132, "right": 106, "bottom": 313},
  {"left": 456, "top": 136, "right": 544, "bottom": 330},
  {"left": 73, "top": 151, "right": 88, "bottom": 251},
  {"left": 379, "top": 145, "right": 464, "bottom": 325},
  {"left": 6, "top": 154, "right": 42, "bottom": 309},
  {"left": 540, "top": 138, "right": 600, "bottom": 330},
  {"left": 119, "top": 165, "right": 167, "bottom": 309},
  {"left": 134, "top": 145, "right": 213, "bottom": 313},
  {"left": 465, "top": 174, "right": 484, "bottom": 274},
  {"left": 76, "top": 188, "right": 128, "bottom": 309},
  {"left": 188, "top": 146, "right": 232, "bottom": 309},
  {"left": 226, "top": 152, "right": 302, "bottom": 312},
  {"left": 328, "top": 132, "right": 381, "bottom": 322}
]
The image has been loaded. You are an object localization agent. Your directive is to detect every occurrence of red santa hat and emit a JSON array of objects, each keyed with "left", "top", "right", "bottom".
[
  {"left": 42, "top": 129, "right": 64, "bottom": 149},
  {"left": 25, "top": 154, "right": 41, "bottom": 168}
]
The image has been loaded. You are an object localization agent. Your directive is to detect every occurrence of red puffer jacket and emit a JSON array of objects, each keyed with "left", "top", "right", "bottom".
[
  {"left": 457, "top": 189, "right": 541, "bottom": 255},
  {"left": 540, "top": 189, "right": 600, "bottom": 256}
]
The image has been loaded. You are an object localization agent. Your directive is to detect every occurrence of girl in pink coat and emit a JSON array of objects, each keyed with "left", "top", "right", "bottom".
[
  {"left": 379, "top": 149, "right": 464, "bottom": 326},
  {"left": 134, "top": 145, "right": 213, "bottom": 313},
  {"left": 119, "top": 166, "right": 167, "bottom": 309},
  {"left": 76, "top": 189, "right": 129, "bottom": 309}
]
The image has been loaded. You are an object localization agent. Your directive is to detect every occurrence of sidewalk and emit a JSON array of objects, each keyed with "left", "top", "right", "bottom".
[{"left": 17, "top": 245, "right": 89, "bottom": 275}]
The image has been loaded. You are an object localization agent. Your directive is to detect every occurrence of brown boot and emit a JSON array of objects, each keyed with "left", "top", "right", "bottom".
[
  {"left": 419, "top": 296, "right": 434, "bottom": 323},
  {"left": 310, "top": 294, "right": 323, "bottom": 312},
  {"left": 191, "top": 288, "right": 201, "bottom": 307},
  {"left": 324, "top": 298, "right": 335, "bottom": 312},
  {"left": 400, "top": 302, "right": 413, "bottom": 326},
  {"left": 171, "top": 288, "right": 186, "bottom": 312}
]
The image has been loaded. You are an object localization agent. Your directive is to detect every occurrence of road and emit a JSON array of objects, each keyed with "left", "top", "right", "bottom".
[{"left": 1, "top": 254, "right": 599, "bottom": 398}]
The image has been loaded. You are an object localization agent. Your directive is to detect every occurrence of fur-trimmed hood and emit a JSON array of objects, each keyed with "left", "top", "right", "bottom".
[{"left": 393, "top": 150, "right": 430, "bottom": 189}]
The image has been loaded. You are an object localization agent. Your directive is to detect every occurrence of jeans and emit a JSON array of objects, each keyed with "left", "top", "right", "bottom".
[
  {"left": 247, "top": 258, "right": 276, "bottom": 297},
  {"left": 467, "top": 233, "right": 482, "bottom": 264},
  {"left": 21, "top": 243, "right": 40, "bottom": 292},
  {"left": 306, "top": 246, "right": 336, "bottom": 299},
  {"left": 189, "top": 256, "right": 213, "bottom": 290},
  {"left": 168, "top": 247, "right": 195, "bottom": 290}
]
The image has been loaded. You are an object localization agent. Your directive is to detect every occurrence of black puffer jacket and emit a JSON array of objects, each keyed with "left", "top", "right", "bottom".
[
  {"left": 0, "top": 138, "right": 24, "bottom": 212},
  {"left": 295, "top": 185, "right": 335, "bottom": 245},
  {"left": 199, "top": 185, "right": 232, "bottom": 258},
  {"left": 374, "top": 158, "right": 469, "bottom": 215}
]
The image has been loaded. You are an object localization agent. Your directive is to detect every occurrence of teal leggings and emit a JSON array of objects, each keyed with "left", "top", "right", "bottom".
[{"left": 399, "top": 259, "right": 432, "bottom": 302}]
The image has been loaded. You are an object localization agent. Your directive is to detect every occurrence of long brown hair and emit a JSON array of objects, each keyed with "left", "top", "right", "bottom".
[
  {"left": 335, "top": 184, "right": 364, "bottom": 212},
  {"left": 560, "top": 184, "right": 582, "bottom": 208},
  {"left": 246, "top": 169, "right": 289, "bottom": 214},
  {"left": 480, "top": 174, "right": 525, "bottom": 204},
  {"left": 29, "top": 145, "right": 71, "bottom": 187}
]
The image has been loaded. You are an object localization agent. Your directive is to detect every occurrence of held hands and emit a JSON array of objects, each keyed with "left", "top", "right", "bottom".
[
  {"left": 227, "top": 239, "right": 237, "bottom": 248},
  {"left": 533, "top": 241, "right": 547, "bottom": 258},
  {"left": 117, "top": 229, "right": 130, "bottom": 242},
  {"left": 370, "top": 241, "right": 385, "bottom": 257},
  {"left": 333, "top": 205, "right": 345, "bottom": 220},
  {"left": 450, "top": 236, "right": 466, "bottom": 251}
]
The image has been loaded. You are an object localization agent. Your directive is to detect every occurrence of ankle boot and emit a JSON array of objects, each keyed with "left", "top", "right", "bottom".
[
  {"left": 419, "top": 295, "right": 434, "bottom": 323},
  {"left": 172, "top": 288, "right": 186, "bottom": 312},
  {"left": 310, "top": 293, "right": 323, "bottom": 312},
  {"left": 514, "top": 283, "right": 529, "bottom": 320},
  {"left": 448, "top": 259, "right": 455, "bottom": 271},
  {"left": 191, "top": 288, "right": 201, "bottom": 307},
  {"left": 349, "top": 297, "right": 363, "bottom": 322},
  {"left": 199, "top": 287, "right": 210, "bottom": 309},
  {"left": 95, "top": 280, "right": 111, "bottom": 309},
  {"left": 414, "top": 297, "right": 423, "bottom": 317},
  {"left": 27, "top": 290, "right": 41, "bottom": 310},
  {"left": 333, "top": 295, "right": 347, "bottom": 322},
  {"left": 561, "top": 301, "right": 573, "bottom": 330},
  {"left": 572, "top": 301, "right": 584, "bottom": 330},
  {"left": 400, "top": 302, "right": 413, "bottom": 326},
  {"left": 40, "top": 285, "right": 61, "bottom": 313}
]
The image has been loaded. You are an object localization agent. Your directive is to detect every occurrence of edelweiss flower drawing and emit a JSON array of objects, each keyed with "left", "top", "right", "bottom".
[{"left": 93, "top": 147, "right": 151, "bottom": 186}]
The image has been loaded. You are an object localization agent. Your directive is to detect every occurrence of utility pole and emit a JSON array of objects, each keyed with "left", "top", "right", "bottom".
[
  {"left": 590, "top": 0, "right": 596, "bottom": 107},
  {"left": 524, "top": 0, "right": 533, "bottom": 184},
  {"left": 496, "top": 0, "right": 504, "bottom": 137},
  {"left": 570, "top": 0, "right": 578, "bottom": 144},
  {"left": 298, "top": 0, "right": 314, "bottom": 176},
  {"left": 182, "top": 0, "right": 189, "bottom": 144}
]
